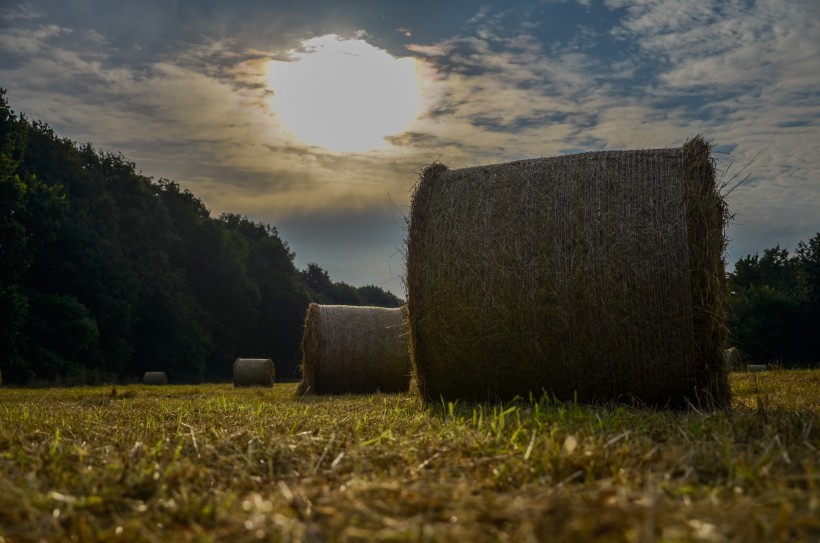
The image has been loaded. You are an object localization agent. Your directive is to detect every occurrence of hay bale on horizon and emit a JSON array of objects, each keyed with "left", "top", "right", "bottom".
[
  {"left": 724, "top": 347, "right": 742, "bottom": 371},
  {"left": 233, "top": 358, "right": 275, "bottom": 387},
  {"left": 299, "top": 304, "right": 411, "bottom": 394},
  {"left": 143, "top": 371, "right": 168, "bottom": 385},
  {"left": 406, "top": 136, "right": 730, "bottom": 408}
]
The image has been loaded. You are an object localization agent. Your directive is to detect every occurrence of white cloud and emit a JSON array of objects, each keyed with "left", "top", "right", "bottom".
[
  {"left": 0, "top": 24, "right": 68, "bottom": 54},
  {"left": 0, "top": 3, "right": 45, "bottom": 21}
]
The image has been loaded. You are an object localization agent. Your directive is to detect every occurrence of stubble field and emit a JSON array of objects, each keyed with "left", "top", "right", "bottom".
[{"left": 0, "top": 370, "right": 817, "bottom": 542}]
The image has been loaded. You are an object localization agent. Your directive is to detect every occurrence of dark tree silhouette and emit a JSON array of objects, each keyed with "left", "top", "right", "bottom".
[{"left": 0, "top": 89, "right": 404, "bottom": 383}]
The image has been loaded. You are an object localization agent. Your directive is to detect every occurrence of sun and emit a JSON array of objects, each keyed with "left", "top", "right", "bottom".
[{"left": 266, "top": 34, "right": 423, "bottom": 152}]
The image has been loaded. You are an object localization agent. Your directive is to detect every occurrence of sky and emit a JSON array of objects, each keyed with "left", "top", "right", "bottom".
[{"left": 1, "top": 0, "right": 818, "bottom": 298}]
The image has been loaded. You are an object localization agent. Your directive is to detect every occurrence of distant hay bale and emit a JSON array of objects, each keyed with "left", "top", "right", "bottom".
[
  {"left": 143, "top": 371, "right": 168, "bottom": 385},
  {"left": 724, "top": 347, "right": 742, "bottom": 371},
  {"left": 233, "top": 358, "right": 275, "bottom": 387},
  {"left": 407, "top": 136, "right": 730, "bottom": 408},
  {"left": 299, "top": 304, "right": 411, "bottom": 394}
]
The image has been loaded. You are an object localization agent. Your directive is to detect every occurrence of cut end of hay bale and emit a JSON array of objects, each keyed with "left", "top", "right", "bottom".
[
  {"left": 407, "top": 136, "right": 730, "bottom": 409},
  {"left": 299, "top": 303, "right": 411, "bottom": 395},
  {"left": 682, "top": 135, "right": 731, "bottom": 407},
  {"left": 143, "top": 371, "right": 168, "bottom": 385},
  {"left": 233, "top": 358, "right": 275, "bottom": 387}
]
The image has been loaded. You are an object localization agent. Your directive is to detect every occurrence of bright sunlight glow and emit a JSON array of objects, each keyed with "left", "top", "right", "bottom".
[{"left": 266, "top": 34, "right": 423, "bottom": 152}]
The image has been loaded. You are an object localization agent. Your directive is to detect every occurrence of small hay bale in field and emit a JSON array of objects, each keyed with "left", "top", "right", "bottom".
[
  {"left": 724, "top": 347, "right": 742, "bottom": 371},
  {"left": 407, "top": 136, "right": 730, "bottom": 408},
  {"left": 233, "top": 358, "right": 275, "bottom": 387},
  {"left": 299, "top": 304, "right": 411, "bottom": 394},
  {"left": 143, "top": 371, "right": 168, "bottom": 385}
]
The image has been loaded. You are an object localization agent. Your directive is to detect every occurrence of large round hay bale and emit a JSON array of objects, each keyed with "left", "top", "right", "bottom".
[
  {"left": 724, "top": 347, "right": 742, "bottom": 371},
  {"left": 299, "top": 304, "right": 411, "bottom": 394},
  {"left": 143, "top": 371, "right": 168, "bottom": 385},
  {"left": 233, "top": 358, "right": 275, "bottom": 387},
  {"left": 407, "top": 136, "right": 730, "bottom": 408}
]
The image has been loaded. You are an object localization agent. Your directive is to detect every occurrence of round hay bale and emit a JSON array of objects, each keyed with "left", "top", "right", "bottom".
[
  {"left": 143, "top": 371, "right": 168, "bottom": 385},
  {"left": 724, "top": 347, "right": 742, "bottom": 371},
  {"left": 233, "top": 358, "right": 275, "bottom": 387},
  {"left": 299, "top": 304, "right": 411, "bottom": 394},
  {"left": 407, "top": 136, "right": 730, "bottom": 408}
]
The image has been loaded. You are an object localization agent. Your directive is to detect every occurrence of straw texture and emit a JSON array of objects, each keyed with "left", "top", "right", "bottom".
[
  {"left": 406, "top": 136, "right": 730, "bottom": 408},
  {"left": 299, "top": 304, "right": 411, "bottom": 394}
]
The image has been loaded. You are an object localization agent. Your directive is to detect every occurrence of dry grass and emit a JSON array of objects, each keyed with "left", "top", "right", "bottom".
[
  {"left": 406, "top": 138, "right": 729, "bottom": 408},
  {"left": 0, "top": 369, "right": 817, "bottom": 542},
  {"left": 299, "top": 304, "right": 410, "bottom": 395}
]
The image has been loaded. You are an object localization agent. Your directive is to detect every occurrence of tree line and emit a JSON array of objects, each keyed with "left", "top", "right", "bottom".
[
  {"left": 0, "top": 90, "right": 402, "bottom": 385},
  {"left": 727, "top": 237, "right": 820, "bottom": 367}
]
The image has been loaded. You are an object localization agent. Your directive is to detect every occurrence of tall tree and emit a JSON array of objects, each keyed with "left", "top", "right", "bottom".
[
  {"left": 0, "top": 89, "right": 29, "bottom": 376},
  {"left": 796, "top": 233, "right": 820, "bottom": 358},
  {"left": 220, "top": 214, "right": 310, "bottom": 377}
]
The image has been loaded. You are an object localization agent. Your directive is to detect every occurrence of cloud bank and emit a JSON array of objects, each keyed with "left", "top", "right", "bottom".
[{"left": 1, "top": 0, "right": 818, "bottom": 295}]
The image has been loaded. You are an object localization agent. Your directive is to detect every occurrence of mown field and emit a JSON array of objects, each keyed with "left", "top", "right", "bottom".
[{"left": 0, "top": 370, "right": 817, "bottom": 542}]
